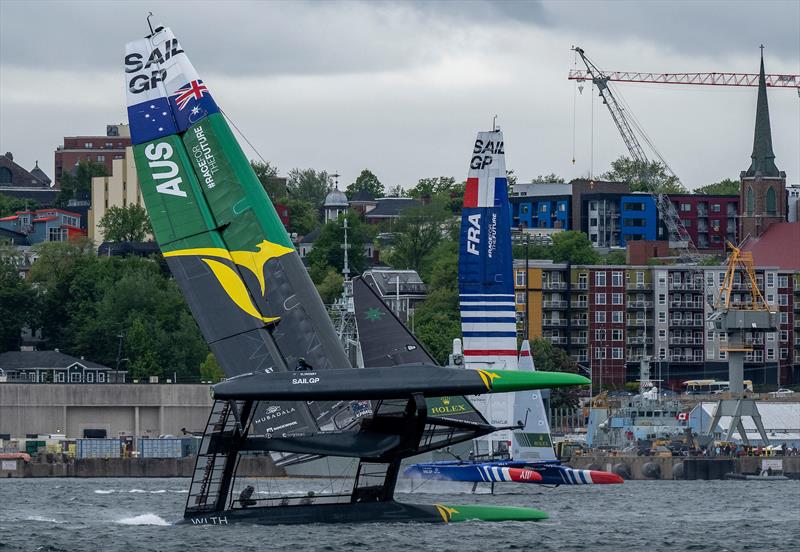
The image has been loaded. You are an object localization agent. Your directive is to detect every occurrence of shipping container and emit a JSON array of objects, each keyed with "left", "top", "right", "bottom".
[
  {"left": 76, "top": 438, "right": 122, "bottom": 459},
  {"left": 25, "top": 440, "right": 46, "bottom": 456},
  {"left": 181, "top": 436, "right": 201, "bottom": 457},
  {"left": 138, "top": 438, "right": 182, "bottom": 458}
]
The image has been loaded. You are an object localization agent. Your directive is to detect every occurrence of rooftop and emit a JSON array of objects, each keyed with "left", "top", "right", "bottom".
[
  {"left": 0, "top": 350, "right": 110, "bottom": 371},
  {"left": 741, "top": 222, "right": 800, "bottom": 270},
  {"left": 365, "top": 198, "right": 419, "bottom": 218}
]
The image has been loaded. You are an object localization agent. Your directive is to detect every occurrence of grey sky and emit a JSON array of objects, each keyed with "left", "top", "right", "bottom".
[{"left": 1, "top": 0, "right": 798, "bottom": 191}]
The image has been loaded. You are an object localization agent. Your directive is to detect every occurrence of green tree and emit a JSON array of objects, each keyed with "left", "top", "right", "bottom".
[
  {"left": 315, "top": 266, "right": 344, "bottom": 304},
  {"left": 199, "top": 353, "right": 225, "bottom": 383},
  {"left": 386, "top": 184, "right": 405, "bottom": 198},
  {"left": 287, "top": 168, "right": 333, "bottom": 206},
  {"left": 346, "top": 169, "right": 384, "bottom": 200},
  {"left": 98, "top": 204, "right": 153, "bottom": 242},
  {"left": 57, "top": 160, "right": 108, "bottom": 206},
  {"left": 602, "top": 155, "right": 686, "bottom": 194},
  {"left": 551, "top": 231, "right": 600, "bottom": 264},
  {"left": 603, "top": 250, "right": 627, "bottom": 265},
  {"left": 528, "top": 338, "right": 583, "bottom": 409},
  {"left": 408, "top": 176, "right": 458, "bottom": 199},
  {"left": 412, "top": 288, "right": 461, "bottom": 365},
  {"left": 530, "top": 173, "right": 565, "bottom": 183},
  {"left": 0, "top": 257, "right": 38, "bottom": 353},
  {"left": 250, "top": 160, "right": 286, "bottom": 201},
  {"left": 306, "top": 212, "right": 371, "bottom": 283},
  {"left": 694, "top": 178, "right": 739, "bottom": 195},
  {"left": 0, "top": 193, "right": 37, "bottom": 217},
  {"left": 284, "top": 198, "right": 319, "bottom": 236},
  {"left": 388, "top": 201, "right": 451, "bottom": 274}
]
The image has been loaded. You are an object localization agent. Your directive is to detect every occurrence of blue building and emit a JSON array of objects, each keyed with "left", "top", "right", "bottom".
[
  {"left": 620, "top": 194, "right": 658, "bottom": 245},
  {"left": 510, "top": 183, "right": 572, "bottom": 230},
  {"left": 0, "top": 209, "right": 85, "bottom": 245}
]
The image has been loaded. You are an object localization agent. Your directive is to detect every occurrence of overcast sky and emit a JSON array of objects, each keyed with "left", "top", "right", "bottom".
[{"left": 1, "top": 0, "right": 798, "bottom": 191}]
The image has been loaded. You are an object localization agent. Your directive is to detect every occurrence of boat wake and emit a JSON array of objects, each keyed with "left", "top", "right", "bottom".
[
  {"left": 25, "top": 515, "right": 67, "bottom": 524},
  {"left": 115, "top": 514, "right": 171, "bottom": 526}
]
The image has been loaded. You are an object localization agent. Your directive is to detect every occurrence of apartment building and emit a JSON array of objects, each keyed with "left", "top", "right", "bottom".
[{"left": 514, "top": 260, "right": 799, "bottom": 390}]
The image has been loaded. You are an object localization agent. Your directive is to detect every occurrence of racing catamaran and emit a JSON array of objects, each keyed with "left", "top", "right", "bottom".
[
  {"left": 404, "top": 128, "right": 621, "bottom": 487},
  {"left": 125, "top": 22, "right": 590, "bottom": 525}
]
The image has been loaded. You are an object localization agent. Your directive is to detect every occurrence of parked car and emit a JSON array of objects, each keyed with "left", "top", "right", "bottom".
[{"left": 769, "top": 388, "right": 795, "bottom": 397}]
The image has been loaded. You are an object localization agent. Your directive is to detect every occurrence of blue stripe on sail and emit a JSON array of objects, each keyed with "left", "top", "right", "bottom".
[
  {"left": 460, "top": 317, "right": 517, "bottom": 324},
  {"left": 460, "top": 305, "right": 517, "bottom": 312},
  {"left": 462, "top": 331, "right": 518, "bottom": 337}
]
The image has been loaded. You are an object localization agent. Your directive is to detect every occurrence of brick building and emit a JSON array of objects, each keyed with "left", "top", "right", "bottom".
[
  {"left": 54, "top": 124, "right": 130, "bottom": 187},
  {"left": 669, "top": 194, "right": 739, "bottom": 250}
]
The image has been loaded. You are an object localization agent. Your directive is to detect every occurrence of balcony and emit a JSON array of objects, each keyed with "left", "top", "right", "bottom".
[
  {"left": 572, "top": 354, "right": 588, "bottom": 363},
  {"left": 627, "top": 336, "right": 654, "bottom": 345},
  {"left": 627, "top": 300, "right": 654, "bottom": 309},
  {"left": 546, "top": 336, "right": 568, "bottom": 345},
  {"left": 572, "top": 300, "right": 588, "bottom": 308},
  {"left": 669, "top": 337, "right": 704, "bottom": 345},
  {"left": 669, "top": 318, "right": 704, "bottom": 327},
  {"left": 571, "top": 281, "right": 588, "bottom": 290},
  {"left": 627, "top": 319, "right": 654, "bottom": 327},
  {"left": 571, "top": 318, "right": 588, "bottom": 327},
  {"left": 669, "top": 300, "right": 704, "bottom": 310},
  {"left": 543, "top": 300, "right": 569, "bottom": 309},
  {"left": 794, "top": 320, "right": 800, "bottom": 327},
  {"left": 670, "top": 354, "right": 703, "bottom": 363},
  {"left": 543, "top": 319, "right": 568, "bottom": 327},
  {"left": 570, "top": 336, "right": 588, "bottom": 344},
  {"left": 744, "top": 337, "right": 764, "bottom": 346},
  {"left": 543, "top": 281, "right": 568, "bottom": 290},
  {"left": 668, "top": 281, "right": 704, "bottom": 291},
  {"left": 626, "top": 282, "right": 652, "bottom": 290}
]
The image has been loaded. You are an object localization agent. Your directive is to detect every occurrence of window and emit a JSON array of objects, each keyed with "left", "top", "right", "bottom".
[
  {"left": 56, "top": 372, "right": 65, "bottom": 383},
  {"left": 612, "top": 293, "right": 623, "bottom": 305},
  {"left": 70, "top": 372, "right": 81, "bottom": 383},
  {"left": 707, "top": 330, "right": 714, "bottom": 340},
  {"left": 658, "top": 312, "right": 666, "bottom": 323},
  {"left": 86, "top": 372, "right": 94, "bottom": 383},
  {"left": 659, "top": 348, "right": 666, "bottom": 360},
  {"left": 707, "top": 349, "right": 715, "bottom": 359},
  {"left": 706, "top": 274, "right": 714, "bottom": 286},
  {"left": 515, "top": 292, "right": 525, "bottom": 304},
  {"left": 766, "top": 273, "right": 775, "bottom": 287},
  {"left": 658, "top": 276, "right": 666, "bottom": 286},
  {"left": 780, "top": 312, "right": 788, "bottom": 324},
  {"left": 681, "top": 203, "right": 691, "bottom": 212},
  {"left": 595, "top": 293, "right": 606, "bottom": 305},
  {"left": 766, "top": 187, "right": 777, "bottom": 215},
  {"left": 712, "top": 220, "right": 720, "bottom": 231},
  {"left": 96, "top": 155, "right": 105, "bottom": 162},
  {"left": 636, "top": 271, "right": 644, "bottom": 284},
  {"left": 779, "top": 294, "right": 788, "bottom": 306},
  {"left": 779, "top": 276, "right": 788, "bottom": 288},
  {"left": 540, "top": 204, "right": 547, "bottom": 212},
  {"left": 766, "top": 332, "right": 775, "bottom": 342},
  {"left": 98, "top": 373, "right": 106, "bottom": 383},
  {"left": 766, "top": 349, "right": 775, "bottom": 361},
  {"left": 712, "top": 204, "right": 721, "bottom": 213},
  {"left": 658, "top": 329, "right": 666, "bottom": 339},
  {"left": 595, "top": 311, "right": 606, "bottom": 323},
  {"left": 0, "top": 166, "right": 12, "bottom": 185},
  {"left": 558, "top": 203, "right": 566, "bottom": 212},
  {"left": 658, "top": 293, "right": 666, "bottom": 305},
  {"left": 681, "top": 219, "right": 692, "bottom": 227},
  {"left": 719, "top": 350, "right": 727, "bottom": 360},
  {"left": 612, "top": 272, "right": 623, "bottom": 287},
  {"left": 720, "top": 333, "right": 727, "bottom": 342},
  {"left": 612, "top": 348, "right": 623, "bottom": 359},
  {"left": 780, "top": 330, "right": 789, "bottom": 341},
  {"left": 612, "top": 311, "right": 623, "bottom": 323},
  {"left": 48, "top": 227, "right": 66, "bottom": 242},
  {"left": 595, "top": 329, "right": 606, "bottom": 341},
  {"left": 84, "top": 142, "right": 93, "bottom": 148},
  {"left": 612, "top": 329, "right": 622, "bottom": 341},
  {"left": 594, "top": 347, "right": 606, "bottom": 359},
  {"left": 595, "top": 272, "right": 606, "bottom": 286},
  {"left": 780, "top": 348, "right": 788, "bottom": 360},
  {"left": 766, "top": 294, "right": 774, "bottom": 304},
  {"left": 516, "top": 270, "right": 526, "bottom": 286},
  {"left": 520, "top": 204, "right": 529, "bottom": 214},
  {"left": 746, "top": 188, "right": 754, "bottom": 215}
]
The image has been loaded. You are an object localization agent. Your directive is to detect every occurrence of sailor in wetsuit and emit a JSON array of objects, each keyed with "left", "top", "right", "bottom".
[
  {"left": 295, "top": 358, "right": 313, "bottom": 371},
  {"left": 239, "top": 485, "right": 257, "bottom": 507}
]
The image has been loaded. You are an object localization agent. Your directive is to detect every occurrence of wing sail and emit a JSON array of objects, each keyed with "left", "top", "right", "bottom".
[
  {"left": 511, "top": 340, "right": 558, "bottom": 462},
  {"left": 126, "top": 27, "right": 352, "bottom": 437},
  {"left": 458, "top": 130, "right": 516, "bottom": 445}
]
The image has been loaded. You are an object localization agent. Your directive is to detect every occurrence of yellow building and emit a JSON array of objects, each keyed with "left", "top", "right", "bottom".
[{"left": 88, "top": 147, "right": 146, "bottom": 243}]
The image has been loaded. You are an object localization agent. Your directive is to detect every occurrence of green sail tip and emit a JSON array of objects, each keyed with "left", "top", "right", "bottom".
[
  {"left": 435, "top": 504, "right": 548, "bottom": 523},
  {"left": 482, "top": 369, "right": 591, "bottom": 393}
]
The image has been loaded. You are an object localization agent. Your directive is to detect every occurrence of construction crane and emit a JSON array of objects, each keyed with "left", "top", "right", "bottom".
[
  {"left": 705, "top": 241, "right": 777, "bottom": 444},
  {"left": 572, "top": 46, "right": 699, "bottom": 262},
  {"left": 569, "top": 68, "right": 800, "bottom": 94}
]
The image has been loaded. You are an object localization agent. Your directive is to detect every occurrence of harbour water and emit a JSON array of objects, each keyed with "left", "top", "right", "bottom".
[{"left": 1, "top": 477, "right": 797, "bottom": 551}]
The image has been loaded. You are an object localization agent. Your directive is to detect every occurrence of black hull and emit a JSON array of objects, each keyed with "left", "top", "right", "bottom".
[{"left": 178, "top": 501, "right": 443, "bottom": 526}]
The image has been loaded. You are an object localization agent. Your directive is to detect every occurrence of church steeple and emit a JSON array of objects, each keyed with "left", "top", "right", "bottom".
[{"left": 744, "top": 47, "right": 780, "bottom": 178}]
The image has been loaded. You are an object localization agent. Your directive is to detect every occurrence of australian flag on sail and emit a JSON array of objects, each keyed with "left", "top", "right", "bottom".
[
  {"left": 127, "top": 97, "right": 179, "bottom": 145},
  {"left": 168, "top": 79, "right": 219, "bottom": 132}
]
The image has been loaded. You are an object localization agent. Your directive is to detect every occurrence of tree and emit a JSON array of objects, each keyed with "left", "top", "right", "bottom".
[
  {"left": 603, "top": 250, "right": 627, "bottom": 265},
  {"left": 694, "top": 178, "right": 739, "bottom": 195},
  {"left": 528, "top": 338, "right": 583, "bottom": 409},
  {"left": 346, "top": 169, "right": 384, "bottom": 200},
  {"left": 0, "top": 257, "right": 37, "bottom": 353},
  {"left": 199, "top": 353, "right": 225, "bottom": 383},
  {"left": 551, "top": 231, "right": 600, "bottom": 264},
  {"left": 98, "top": 204, "right": 153, "bottom": 242},
  {"left": 287, "top": 168, "right": 333, "bottom": 206},
  {"left": 530, "top": 173, "right": 565, "bottom": 184},
  {"left": 388, "top": 201, "right": 451, "bottom": 274},
  {"left": 315, "top": 266, "right": 344, "bottom": 304},
  {"left": 386, "top": 184, "right": 405, "bottom": 198},
  {"left": 250, "top": 160, "right": 286, "bottom": 201},
  {"left": 284, "top": 198, "right": 319, "bottom": 236},
  {"left": 412, "top": 288, "right": 461, "bottom": 365},
  {"left": 306, "top": 212, "right": 371, "bottom": 283},
  {"left": 602, "top": 155, "right": 686, "bottom": 194},
  {"left": 0, "top": 193, "right": 37, "bottom": 217},
  {"left": 408, "top": 176, "right": 458, "bottom": 199},
  {"left": 57, "top": 160, "right": 108, "bottom": 206}
]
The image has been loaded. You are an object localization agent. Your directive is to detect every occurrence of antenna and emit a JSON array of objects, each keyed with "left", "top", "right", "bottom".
[
  {"left": 146, "top": 12, "right": 155, "bottom": 34},
  {"left": 492, "top": 114, "right": 498, "bottom": 132}
]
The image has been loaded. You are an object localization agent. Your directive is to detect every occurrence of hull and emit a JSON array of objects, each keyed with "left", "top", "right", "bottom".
[
  {"left": 406, "top": 461, "right": 623, "bottom": 485},
  {"left": 177, "top": 501, "right": 547, "bottom": 525}
]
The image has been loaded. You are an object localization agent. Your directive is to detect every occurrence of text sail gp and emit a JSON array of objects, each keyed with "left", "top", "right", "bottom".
[{"left": 458, "top": 129, "right": 516, "bottom": 453}]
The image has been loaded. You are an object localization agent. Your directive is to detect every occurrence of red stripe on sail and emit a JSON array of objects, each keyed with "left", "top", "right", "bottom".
[{"left": 464, "top": 177, "right": 479, "bottom": 208}]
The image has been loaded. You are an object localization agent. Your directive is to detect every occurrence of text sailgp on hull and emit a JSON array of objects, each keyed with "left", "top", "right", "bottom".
[{"left": 125, "top": 21, "right": 588, "bottom": 525}]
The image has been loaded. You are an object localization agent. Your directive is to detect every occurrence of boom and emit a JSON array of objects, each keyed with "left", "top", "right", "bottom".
[{"left": 569, "top": 69, "right": 800, "bottom": 91}]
